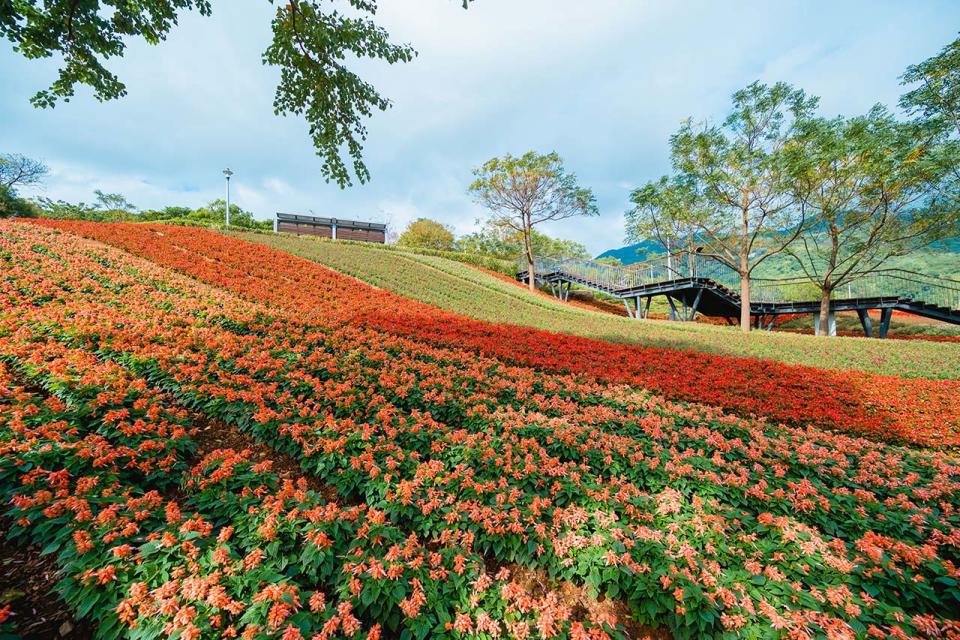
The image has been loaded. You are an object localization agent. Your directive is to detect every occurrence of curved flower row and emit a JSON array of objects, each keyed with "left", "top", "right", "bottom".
[
  {"left": 4, "top": 222, "right": 960, "bottom": 638},
  {"left": 33, "top": 220, "right": 960, "bottom": 448},
  {"left": 0, "top": 274, "right": 608, "bottom": 637}
]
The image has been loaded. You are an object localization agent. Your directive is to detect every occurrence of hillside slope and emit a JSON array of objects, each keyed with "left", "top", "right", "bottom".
[
  {"left": 12, "top": 220, "right": 960, "bottom": 639},
  {"left": 232, "top": 231, "right": 960, "bottom": 379}
]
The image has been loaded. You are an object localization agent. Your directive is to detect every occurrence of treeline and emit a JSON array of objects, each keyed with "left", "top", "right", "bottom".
[
  {"left": 0, "top": 163, "right": 270, "bottom": 231},
  {"left": 396, "top": 217, "right": 590, "bottom": 261}
]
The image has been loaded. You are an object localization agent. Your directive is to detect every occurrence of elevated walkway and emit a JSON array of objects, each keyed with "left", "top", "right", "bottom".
[{"left": 518, "top": 254, "right": 960, "bottom": 337}]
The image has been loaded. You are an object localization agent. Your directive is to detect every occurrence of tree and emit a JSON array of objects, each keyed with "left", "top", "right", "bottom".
[
  {"left": 900, "top": 34, "right": 960, "bottom": 206},
  {"left": 468, "top": 152, "right": 598, "bottom": 290},
  {"left": 192, "top": 199, "right": 270, "bottom": 229},
  {"left": 626, "top": 176, "right": 706, "bottom": 277},
  {"left": 785, "top": 107, "right": 960, "bottom": 335},
  {"left": 665, "top": 82, "right": 818, "bottom": 331},
  {"left": 93, "top": 189, "right": 138, "bottom": 220},
  {"left": 0, "top": 152, "right": 48, "bottom": 218},
  {"left": 31, "top": 197, "right": 98, "bottom": 220},
  {"left": 0, "top": 152, "right": 48, "bottom": 192},
  {"left": 901, "top": 35, "right": 960, "bottom": 139},
  {"left": 455, "top": 221, "right": 589, "bottom": 260},
  {"left": 396, "top": 218, "right": 455, "bottom": 251},
  {"left": 1, "top": 1, "right": 469, "bottom": 188}
]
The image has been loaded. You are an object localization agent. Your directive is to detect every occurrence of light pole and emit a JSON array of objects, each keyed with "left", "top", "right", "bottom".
[{"left": 223, "top": 168, "right": 233, "bottom": 227}]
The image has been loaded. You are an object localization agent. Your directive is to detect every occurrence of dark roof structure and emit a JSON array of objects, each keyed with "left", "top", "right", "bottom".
[{"left": 275, "top": 213, "right": 386, "bottom": 243}]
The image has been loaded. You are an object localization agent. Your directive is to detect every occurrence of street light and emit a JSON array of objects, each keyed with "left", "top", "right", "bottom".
[{"left": 223, "top": 168, "right": 233, "bottom": 227}]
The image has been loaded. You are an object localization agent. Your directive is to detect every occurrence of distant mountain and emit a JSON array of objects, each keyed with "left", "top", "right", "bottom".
[
  {"left": 597, "top": 237, "right": 960, "bottom": 279},
  {"left": 932, "top": 237, "right": 960, "bottom": 253},
  {"left": 596, "top": 240, "right": 664, "bottom": 264},
  {"left": 599, "top": 236, "right": 960, "bottom": 267}
]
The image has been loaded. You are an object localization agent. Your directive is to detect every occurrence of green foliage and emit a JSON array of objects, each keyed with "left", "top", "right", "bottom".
[
  {"left": 625, "top": 176, "right": 705, "bottom": 256},
  {"left": 468, "top": 151, "right": 596, "bottom": 286},
  {"left": 30, "top": 197, "right": 102, "bottom": 220},
  {"left": 468, "top": 151, "right": 598, "bottom": 239},
  {"left": 28, "top": 194, "right": 272, "bottom": 229},
  {"left": 782, "top": 105, "right": 960, "bottom": 295},
  {"left": 901, "top": 34, "right": 960, "bottom": 138},
  {"left": 186, "top": 199, "right": 271, "bottom": 229},
  {"left": 668, "top": 82, "right": 818, "bottom": 273},
  {"left": 2, "top": 1, "right": 468, "bottom": 187},
  {"left": 455, "top": 221, "right": 589, "bottom": 261},
  {"left": 1, "top": 1, "right": 213, "bottom": 107},
  {"left": 396, "top": 217, "right": 455, "bottom": 251},
  {"left": 263, "top": 1, "right": 416, "bottom": 187},
  {"left": 0, "top": 184, "right": 36, "bottom": 218}
]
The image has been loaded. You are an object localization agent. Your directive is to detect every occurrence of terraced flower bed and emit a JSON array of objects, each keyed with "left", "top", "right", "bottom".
[
  {"left": 45, "top": 221, "right": 960, "bottom": 448},
  {"left": 1, "top": 220, "right": 959, "bottom": 638},
  {"left": 234, "top": 230, "right": 960, "bottom": 380}
]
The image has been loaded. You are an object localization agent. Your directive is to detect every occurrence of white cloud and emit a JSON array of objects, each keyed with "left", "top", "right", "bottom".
[{"left": 2, "top": 0, "right": 958, "bottom": 255}]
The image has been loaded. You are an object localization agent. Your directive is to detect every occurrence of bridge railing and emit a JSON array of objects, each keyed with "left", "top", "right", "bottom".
[
  {"left": 523, "top": 253, "right": 742, "bottom": 292},
  {"left": 521, "top": 254, "right": 960, "bottom": 311}
]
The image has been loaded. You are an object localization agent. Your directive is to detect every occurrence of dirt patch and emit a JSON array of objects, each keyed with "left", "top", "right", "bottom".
[
  {"left": 190, "top": 415, "right": 340, "bottom": 502},
  {"left": 0, "top": 525, "right": 94, "bottom": 640}
]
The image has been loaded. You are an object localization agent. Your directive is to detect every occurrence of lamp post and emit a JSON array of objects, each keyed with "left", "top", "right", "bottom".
[{"left": 223, "top": 168, "right": 233, "bottom": 227}]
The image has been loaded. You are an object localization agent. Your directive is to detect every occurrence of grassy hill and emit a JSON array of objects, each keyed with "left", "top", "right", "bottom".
[{"left": 231, "top": 231, "right": 960, "bottom": 379}]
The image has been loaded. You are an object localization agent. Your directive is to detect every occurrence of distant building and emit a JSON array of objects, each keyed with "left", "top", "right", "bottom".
[{"left": 274, "top": 212, "right": 386, "bottom": 244}]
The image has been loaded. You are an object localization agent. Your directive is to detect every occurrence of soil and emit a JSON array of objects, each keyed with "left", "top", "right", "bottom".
[
  {"left": 189, "top": 415, "right": 339, "bottom": 501},
  {"left": 0, "top": 527, "right": 94, "bottom": 640}
]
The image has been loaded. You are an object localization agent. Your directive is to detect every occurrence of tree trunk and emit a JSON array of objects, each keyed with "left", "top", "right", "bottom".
[
  {"left": 739, "top": 272, "right": 750, "bottom": 332},
  {"left": 523, "top": 222, "right": 535, "bottom": 291},
  {"left": 818, "top": 288, "right": 833, "bottom": 337},
  {"left": 739, "top": 189, "right": 751, "bottom": 333}
]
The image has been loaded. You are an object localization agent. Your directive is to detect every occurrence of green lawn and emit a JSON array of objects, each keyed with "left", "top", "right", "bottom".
[{"left": 231, "top": 231, "right": 960, "bottom": 380}]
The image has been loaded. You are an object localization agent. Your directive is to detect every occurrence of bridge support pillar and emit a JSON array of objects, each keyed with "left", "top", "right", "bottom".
[
  {"left": 857, "top": 309, "right": 873, "bottom": 338},
  {"left": 878, "top": 308, "right": 893, "bottom": 339},
  {"left": 667, "top": 296, "right": 680, "bottom": 321},
  {"left": 688, "top": 289, "right": 703, "bottom": 322},
  {"left": 814, "top": 311, "right": 836, "bottom": 336}
]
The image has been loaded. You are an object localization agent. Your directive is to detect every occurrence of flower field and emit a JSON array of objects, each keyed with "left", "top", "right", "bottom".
[
  {"left": 2, "top": 220, "right": 960, "bottom": 639},
  {"left": 231, "top": 230, "right": 960, "bottom": 380},
  {"left": 42, "top": 220, "right": 960, "bottom": 448}
]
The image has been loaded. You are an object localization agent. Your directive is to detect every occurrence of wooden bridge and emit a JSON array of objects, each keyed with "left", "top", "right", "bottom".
[{"left": 518, "top": 254, "right": 960, "bottom": 337}]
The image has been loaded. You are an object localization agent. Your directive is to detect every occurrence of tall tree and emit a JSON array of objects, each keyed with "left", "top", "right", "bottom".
[
  {"left": 468, "top": 152, "right": 598, "bottom": 290},
  {"left": 667, "top": 82, "right": 818, "bottom": 331},
  {"left": 785, "top": 107, "right": 960, "bottom": 335},
  {"left": 397, "top": 217, "right": 455, "bottom": 251},
  {"left": 1, "top": 1, "right": 469, "bottom": 187}
]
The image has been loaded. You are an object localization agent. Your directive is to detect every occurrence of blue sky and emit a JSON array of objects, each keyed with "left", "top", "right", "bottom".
[{"left": 1, "top": 1, "right": 957, "bottom": 255}]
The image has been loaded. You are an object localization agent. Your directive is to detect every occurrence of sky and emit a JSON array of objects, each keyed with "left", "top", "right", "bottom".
[{"left": 1, "top": 1, "right": 958, "bottom": 256}]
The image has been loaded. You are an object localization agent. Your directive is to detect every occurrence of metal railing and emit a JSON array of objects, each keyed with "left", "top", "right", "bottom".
[{"left": 519, "top": 253, "right": 960, "bottom": 311}]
